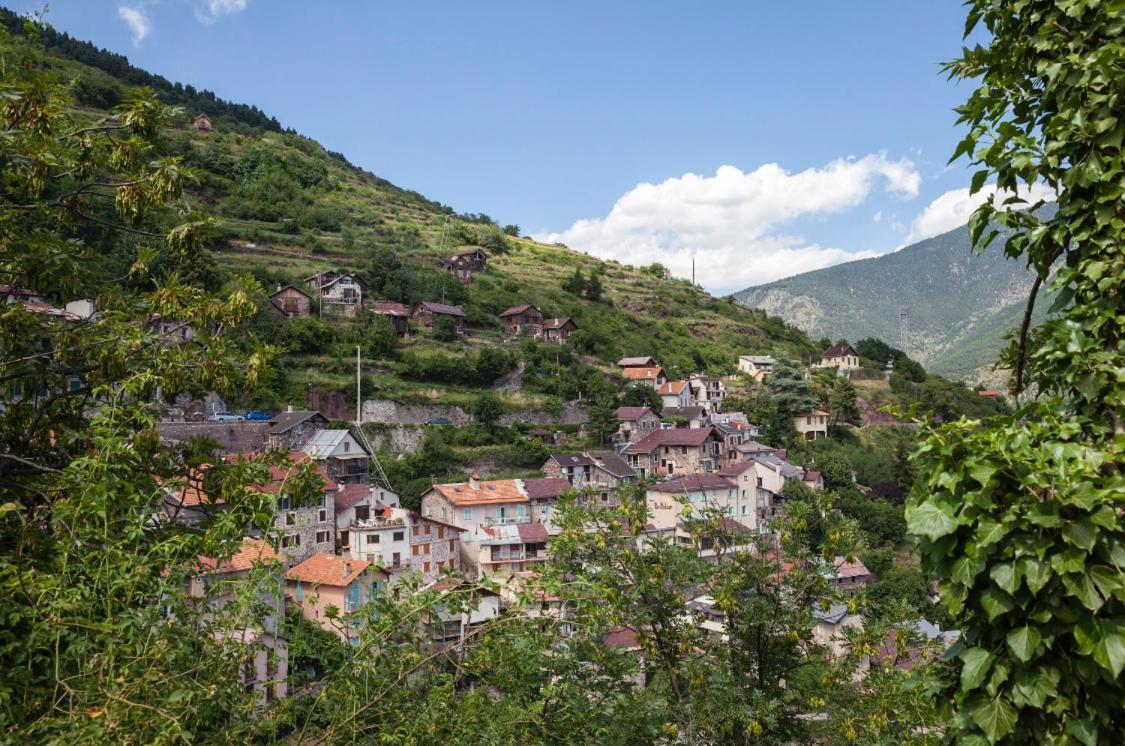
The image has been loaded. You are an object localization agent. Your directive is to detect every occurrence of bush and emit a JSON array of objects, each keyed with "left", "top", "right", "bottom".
[{"left": 433, "top": 315, "right": 457, "bottom": 341}]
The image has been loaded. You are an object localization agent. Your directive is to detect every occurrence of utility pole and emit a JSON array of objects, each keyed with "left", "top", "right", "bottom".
[
  {"left": 691, "top": 253, "right": 696, "bottom": 286},
  {"left": 899, "top": 308, "right": 909, "bottom": 353},
  {"left": 355, "top": 345, "right": 362, "bottom": 424}
]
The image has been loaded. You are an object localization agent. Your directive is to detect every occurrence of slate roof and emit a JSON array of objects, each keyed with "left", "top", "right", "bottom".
[
  {"left": 812, "top": 603, "right": 852, "bottom": 625},
  {"left": 590, "top": 451, "right": 636, "bottom": 479},
  {"left": 334, "top": 483, "right": 374, "bottom": 513},
  {"left": 269, "top": 284, "right": 311, "bottom": 300},
  {"left": 663, "top": 406, "right": 706, "bottom": 420},
  {"left": 617, "top": 356, "right": 657, "bottom": 368},
  {"left": 499, "top": 304, "right": 539, "bottom": 317},
  {"left": 822, "top": 344, "right": 858, "bottom": 359},
  {"left": 753, "top": 454, "right": 804, "bottom": 480},
  {"left": 615, "top": 406, "right": 654, "bottom": 421},
  {"left": 267, "top": 410, "right": 324, "bottom": 435},
  {"left": 416, "top": 301, "right": 465, "bottom": 317},
  {"left": 541, "top": 317, "right": 575, "bottom": 330},
  {"left": 302, "top": 429, "right": 368, "bottom": 459},
  {"left": 550, "top": 454, "right": 598, "bottom": 468},
  {"left": 648, "top": 474, "right": 734, "bottom": 494},
  {"left": 739, "top": 355, "right": 775, "bottom": 365},
  {"left": 372, "top": 300, "right": 410, "bottom": 316},
  {"left": 450, "top": 248, "right": 487, "bottom": 258},
  {"left": 522, "top": 477, "right": 572, "bottom": 500},
  {"left": 287, "top": 554, "right": 379, "bottom": 587},
  {"left": 734, "top": 440, "right": 776, "bottom": 456},
  {"left": 717, "top": 460, "right": 756, "bottom": 477},
  {"left": 623, "top": 427, "right": 718, "bottom": 454}
]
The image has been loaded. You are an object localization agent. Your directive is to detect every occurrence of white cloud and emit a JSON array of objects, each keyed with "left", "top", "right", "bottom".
[
  {"left": 907, "top": 182, "right": 1057, "bottom": 242},
  {"left": 117, "top": 6, "right": 151, "bottom": 44},
  {"left": 195, "top": 0, "right": 248, "bottom": 23},
  {"left": 872, "top": 211, "right": 883, "bottom": 223},
  {"left": 533, "top": 154, "right": 920, "bottom": 293}
]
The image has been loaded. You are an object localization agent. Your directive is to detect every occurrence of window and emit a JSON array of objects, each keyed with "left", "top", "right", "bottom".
[
  {"left": 424, "top": 523, "right": 431, "bottom": 535},
  {"left": 411, "top": 545, "right": 419, "bottom": 556},
  {"left": 294, "top": 581, "right": 303, "bottom": 602},
  {"left": 318, "top": 495, "right": 326, "bottom": 508},
  {"left": 441, "top": 507, "right": 447, "bottom": 520},
  {"left": 421, "top": 543, "right": 430, "bottom": 555},
  {"left": 318, "top": 509, "right": 327, "bottom": 522},
  {"left": 412, "top": 525, "right": 419, "bottom": 537},
  {"left": 343, "top": 441, "right": 350, "bottom": 453},
  {"left": 463, "top": 508, "right": 473, "bottom": 522},
  {"left": 423, "top": 561, "right": 431, "bottom": 573},
  {"left": 281, "top": 534, "right": 300, "bottom": 548},
  {"left": 393, "top": 531, "right": 404, "bottom": 542},
  {"left": 286, "top": 513, "right": 295, "bottom": 526},
  {"left": 340, "top": 530, "right": 350, "bottom": 548},
  {"left": 392, "top": 552, "right": 401, "bottom": 568},
  {"left": 366, "top": 534, "right": 379, "bottom": 545},
  {"left": 315, "top": 530, "right": 329, "bottom": 543},
  {"left": 448, "top": 540, "right": 455, "bottom": 552},
  {"left": 681, "top": 446, "right": 687, "bottom": 455},
  {"left": 355, "top": 505, "right": 369, "bottom": 521},
  {"left": 278, "top": 496, "right": 291, "bottom": 511},
  {"left": 438, "top": 527, "right": 444, "bottom": 539}
]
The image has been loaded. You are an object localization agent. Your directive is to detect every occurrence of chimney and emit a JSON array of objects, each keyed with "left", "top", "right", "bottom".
[
  {"left": 343, "top": 562, "right": 352, "bottom": 578},
  {"left": 469, "top": 473, "right": 481, "bottom": 490}
]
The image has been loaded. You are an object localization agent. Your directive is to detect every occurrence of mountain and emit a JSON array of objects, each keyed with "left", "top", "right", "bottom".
[
  {"left": 2, "top": 11, "right": 819, "bottom": 413},
  {"left": 733, "top": 219, "right": 1050, "bottom": 382}
]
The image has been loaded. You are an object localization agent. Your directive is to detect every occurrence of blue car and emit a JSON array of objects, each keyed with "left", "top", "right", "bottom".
[{"left": 243, "top": 410, "right": 272, "bottom": 421}]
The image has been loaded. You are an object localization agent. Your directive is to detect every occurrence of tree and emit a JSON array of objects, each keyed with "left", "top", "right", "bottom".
[
  {"left": 907, "top": 2, "right": 1125, "bottom": 742},
  {"left": 583, "top": 269, "right": 603, "bottom": 302},
  {"left": 432, "top": 314, "right": 457, "bottom": 341},
  {"left": 826, "top": 377, "right": 862, "bottom": 429},
  {"left": 501, "top": 223, "right": 520, "bottom": 237},
  {"left": 620, "top": 381, "right": 662, "bottom": 414},
  {"left": 586, "top": 393, "right": 618, "bottom": 445},
  {"left": 562, "top": 267, "right": 585, "bottom": 295},
  {"left": 366, "top": 314, "right": 399, "bottom": 358},
  {"left": 768, "top": 358, "right": 817, "bottom": 415},
  {"left": 470, "top": 392, "right": 503, "bottom": 428}
]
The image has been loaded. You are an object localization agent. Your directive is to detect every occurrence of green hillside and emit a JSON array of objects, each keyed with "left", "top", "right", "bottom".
[
  {"left": 734, "top": 217, "right": 1051, "bottom": 382},
  {"left": 3, "top": 10, "right": 818, "bottom": 412}
]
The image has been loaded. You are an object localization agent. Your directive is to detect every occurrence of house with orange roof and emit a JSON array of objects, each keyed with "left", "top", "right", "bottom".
[
  {"left": 179, "top": 538, "right": 288, "bottom": 704},
  {"left": 285, "top": 554, "right": 387, "bottom": 643},
  {"left": 344, "top": 506, "right": 464, "bottom": 580},
  {"left": 622, "top": 365, "right": 666, "bottom": 388},
  {"left": 659, "top": 380, "right": 696, "bottom": 409}
]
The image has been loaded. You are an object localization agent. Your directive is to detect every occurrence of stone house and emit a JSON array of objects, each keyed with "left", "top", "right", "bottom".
[
  {"left": 412, "top": 301, "right": 466, "bottom": 335},
  {"left": 161, "top": 464, "right": 223, "bottom": 526},
  {"left": 540, "top": 452, "right": 635, "bottom": 505},
  {"left": 793, "top": 409, "right": 829, "bottom": 440},
  {"left": 662, "top": 405, "right": 708, "bottom": 429},
  {"left": 614, "top": 406, "right": 661, "bottom": 443},
  {"left": 498, "top": 304, "right": 543, "bottom": 336},
  {"left": 713, "top": 421, "right": 749, "bottom": 463},
  {"left": 812, "top": 603, "right": 864, "bottom": 659},
  {"left": 425, "top": 579, "right": 502, "bottom": 648},
  {"left": 689, "top": 375, "right": 726, "bottom": 413},
  {"left": 659, "top": 380, "right": 696, "bottom": 409},
  {"left": 617, "top": 356, "right": 658, "bottom": 370},
  {"left": 444, "top": 248, "right": 488, "bottom": 284},
  {"left": 184, "top": 538, "right": 287, "bottom": 705},
  {"left": 334, "top": 483, "right": 400, "bottom": 550},
  {"left": 827, "top": 557, "right": 871, "bottom": 592},
  {"left": 344, "top": 507, "right": 463, "bottom": 581},
  {"left": 816, "top": 344, "right": 861, "bottom": 373},
  {"left": 191, "top": 113, "right": 213, "bottom": 131},
  {"left": 622, "top": 427, "right": 725, "bottom": 478},
  {"left": 268, "top": 285, "right": 311, "bottom": 318},
  {"left": 522, "top": 476, "right": 573, "bottom": 531},
  {"left": 266, "top": 409, "right": 329, "bottom": 450},
  {"left": 539, "top": 317, "right": 577, "bottom": 343},
  {"left": 250, "top": 452, "right": 338, "bottom": 562},
  {"left": 301, "top": 428, "right": 370, "bottom": 485},
  {"left": 285, "top": 554, "right": 387, "bottom": 644},
  {"left": 371, "top": 300, "right": 411, "bottom": 336},
  {"left": 305, "top": 271, "right": 367, "bottom": 317}
]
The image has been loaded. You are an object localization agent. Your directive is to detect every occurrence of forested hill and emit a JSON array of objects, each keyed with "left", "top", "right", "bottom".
[
  {"left": 734, "top": 215, "right": 1052, "bottom": 382},
  {"left": 1, "top": 9, "right": 821, "bottom": 410}
]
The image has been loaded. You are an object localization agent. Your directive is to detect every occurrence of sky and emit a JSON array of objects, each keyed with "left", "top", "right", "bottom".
[{"left": 7, "top": 1, "right": 1033, "bottom": 294}]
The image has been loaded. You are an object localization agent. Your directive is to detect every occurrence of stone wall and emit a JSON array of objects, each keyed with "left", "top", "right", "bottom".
[
  {"left": 156, "top": 421, "right": 269, "bottom": 453},
  {"left": 361, "top": 398, "right": 588, "bottom": 428}
]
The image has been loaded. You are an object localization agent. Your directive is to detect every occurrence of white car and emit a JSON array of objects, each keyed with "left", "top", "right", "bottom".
[{"left": 208, "top": 412, "right": 244, "bottom": 422}]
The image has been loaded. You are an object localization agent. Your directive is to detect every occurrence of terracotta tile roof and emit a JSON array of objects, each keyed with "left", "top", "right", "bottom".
[
  {"left": 372, "top": 300, "right": 410, "bottom": 316},
  {"left": 833, "top": 558, "right": 871, "bottom": 579},
  {"left": 286, "top": 554, "right": 379, "bottom": 586},
  {"left": 603, "top": 626, "right": 641, "bottom": 650},
  {"left": 794, "top": 409, "right": 830, "bottom": 417},
  {"left": 432, "top": 478, "right": 528, "bottom": 506},
  {"left": 196, "top": 538, "right": 280, "bottom": 574},
  {"left": 523, "top": 477, "right": 571, "bottom": 500},
  {"left": 227, "top": 451, "right": 338, "bottom": 495},
  {"left": 416, "top": 301, "right": 465, "bottom": 317},
  {"left": 622, "top": 366, "right": 664, "bottom": 380},
  {"left": 659, "top": 380, "right": 689, "bottom": 396},
  {"left": 648, "top": 474, "right": 734, "bottom": 494},
  {"left": 617, "top": 356, "right": 657, "bottom": 368},
  {"left": 803, "top": 470, "right": 822, "bottom": 482},
  {"left": 623, "top": 427, "right": 719, "bottom": 454},
  {"left": 164, "top": 464, "right": 219, "bottom": 507},
  {"left": 615, "top": 406, "right": 653, "bottom": 421}
]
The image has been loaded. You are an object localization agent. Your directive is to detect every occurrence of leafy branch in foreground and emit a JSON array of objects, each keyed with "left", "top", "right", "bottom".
[{"left": 908, "top": 1, "right": 1124, "bottom": 743}]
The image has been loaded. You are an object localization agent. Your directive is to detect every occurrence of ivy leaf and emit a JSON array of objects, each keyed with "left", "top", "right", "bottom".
[
  {"left": 1020, "top": 559, "right": 1052, "bottom": 594},
  {"left": 969, "top": 695, "right": 1018, "bottom": 742},
  {"left": 990, "top": 563, "right": 1018, "bottom": 594},
  {"left": 906, "top": 500, "right": 959, "bottom": 541},
  {"left": 1062, "top": 573, "right": 1104, "bottom": 612},
  {"left": 1062, "top": 520, "right": 1097, "bottom": 550},
  {"left": 980, "top": 589, "right": 1014, "bottom": 621},
  {"left": 953, "top": 556, "right": 985, "bottom": 586},
  {"left": 976, "top": 518, "right": 1007, "bottom": 547},
  {"left": 960, "top": 647, "right": 993, "bottom": 690},
  {"left": 1074, "top": 617, "right": 1125, "bottom": 678},
  {"left": 1006, "top": 625, "right": 1041, "bottom": 662}
]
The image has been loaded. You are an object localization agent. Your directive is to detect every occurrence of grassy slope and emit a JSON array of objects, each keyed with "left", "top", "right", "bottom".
[{"left": 33, "top": 36, "right": 817, "bottom": 409}]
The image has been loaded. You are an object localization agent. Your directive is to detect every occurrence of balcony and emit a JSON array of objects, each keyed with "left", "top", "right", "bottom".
[{"left": 484, "top": 515, "right": 531, "bottom": 527}]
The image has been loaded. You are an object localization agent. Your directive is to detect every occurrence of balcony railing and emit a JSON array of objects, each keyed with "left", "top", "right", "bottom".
[{"left": 484, "top": 515, "right": 531, "bottom": 527}]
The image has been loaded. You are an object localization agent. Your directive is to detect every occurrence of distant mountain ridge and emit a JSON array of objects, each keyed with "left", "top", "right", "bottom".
[{"left": 734, "top": 216, "right": 1051, "bottom": 382}]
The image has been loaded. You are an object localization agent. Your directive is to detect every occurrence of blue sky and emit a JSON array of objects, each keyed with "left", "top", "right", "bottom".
[{"left": 9, "top": 1, "right": 1019, "bottom": 293}]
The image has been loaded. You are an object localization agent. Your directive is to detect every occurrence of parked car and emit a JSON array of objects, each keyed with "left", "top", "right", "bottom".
[
  {"left": 208, "top": 412, "right": 244, "bottom": 422},
  {"left": 425, "top": 417, "right": 453, "bottom": 426},
  {"left": 243, "top": 410, "right": 271, "bottom": 421}
]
